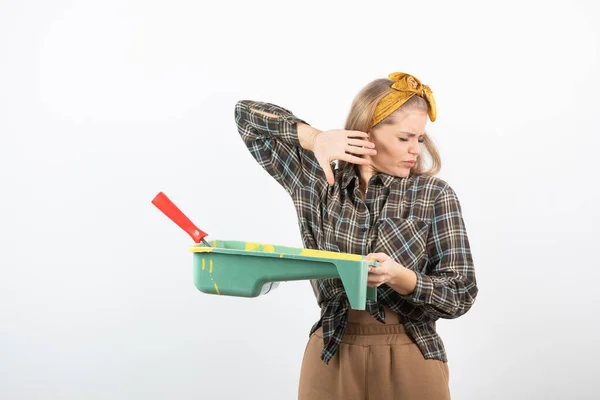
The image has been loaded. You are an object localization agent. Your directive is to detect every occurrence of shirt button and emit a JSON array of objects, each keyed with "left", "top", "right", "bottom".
[{"left": 361, "top": 225, "right": 368, "bottom": 233}]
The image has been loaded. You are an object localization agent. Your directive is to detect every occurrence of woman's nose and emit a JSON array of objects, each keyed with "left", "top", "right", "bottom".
[{"left": 408, "top": 140, "right": 421, "bottom": 155}]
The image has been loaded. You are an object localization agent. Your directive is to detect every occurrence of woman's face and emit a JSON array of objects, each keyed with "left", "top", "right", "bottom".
[{"left": 366, "top": 108, "right": 428, "bottom": 178}]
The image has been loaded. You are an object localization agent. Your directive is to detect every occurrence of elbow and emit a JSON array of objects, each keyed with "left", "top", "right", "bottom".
[
  {"left": 234, "top": 100, "right": 247, "bottom": 121},
  {"left": 234, "top": 100, "right": 254, "bottom": 138},
  {"left": 444, "top": 281, "right": 479, "bottom": 319}
]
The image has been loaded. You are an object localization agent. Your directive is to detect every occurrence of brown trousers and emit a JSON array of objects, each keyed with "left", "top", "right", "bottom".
[{"left": 298, "top": 308, "right": 450, "bottom": 400}]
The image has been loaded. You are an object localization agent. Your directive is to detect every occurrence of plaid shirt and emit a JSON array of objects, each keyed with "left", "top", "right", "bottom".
[{"left": 234, "top": 100, "right": 478, "bottom": 364}]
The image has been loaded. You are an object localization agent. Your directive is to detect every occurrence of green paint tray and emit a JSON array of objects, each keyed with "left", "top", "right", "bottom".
[
  {"left": 150, "top": 192, "right": 376, "bottom": 310},
  {"left": 189, "top": 240, "right": 378, "bottom": 310}
]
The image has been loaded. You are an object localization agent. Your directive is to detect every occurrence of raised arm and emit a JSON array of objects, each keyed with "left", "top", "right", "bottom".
[
  {"left": 235, "top": 100, "right": 324, "bottom": 195},
  {"left": 235, "top": 100, "right": 376, "bottom": 193}
]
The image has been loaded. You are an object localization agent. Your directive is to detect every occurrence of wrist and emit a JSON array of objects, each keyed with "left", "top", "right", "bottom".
[
  {"left": 390, "top": 266, "right": 417, "bottom": 296},
  {"left": 298, "top": 122, "right": 322, "bottom": 151}
]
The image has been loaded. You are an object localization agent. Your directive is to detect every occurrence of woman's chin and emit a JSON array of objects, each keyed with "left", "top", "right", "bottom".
[
  {"left": 373, "top": 164, "right": 411, "bottom": 178},
  {"left": 393, "top": 167, "right": 411, "bottom": 177}
]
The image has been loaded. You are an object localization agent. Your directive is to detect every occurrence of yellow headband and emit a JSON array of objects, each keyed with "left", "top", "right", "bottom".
[{"left": 371, "top": 72, "right": 437, "bottom": 128}]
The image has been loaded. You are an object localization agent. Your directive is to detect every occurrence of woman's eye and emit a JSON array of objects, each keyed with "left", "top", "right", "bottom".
[{"left": 399, "top": 137, "right": 425, "bottom": 143}]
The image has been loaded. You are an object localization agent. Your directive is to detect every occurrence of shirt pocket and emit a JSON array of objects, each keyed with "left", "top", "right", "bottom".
[{"left": 373, "top": 217, "right": 430, "bottom": 272}]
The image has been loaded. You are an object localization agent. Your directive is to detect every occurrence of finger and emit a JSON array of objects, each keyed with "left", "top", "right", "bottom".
[
  {"left": 368, "top": 266, "right": 384, "bottom": 274},
  {"left": 346, "top": 145, "right": 377, "bottom": 156},
  {"left": 369, "top": 265, "right": 390, "bottom": 275},
  {"left": 316, "top": 156, "right": 334, "bottom": 185},
  {"left": 367, "top": 275, "right": 386, "bottom": 286},
  {"left": 347, "top": 139, "right": 375, "bottom": 148},
  {"left": 340, "top": 153, "right": 370, "bottom": 166},
  {"left": 375, "top": 253, "right": 391, "bottom": 261},
  {"left": 323, "top": 162, "right": 334, "bottom": 186},
  {"left": 365, "top": 253, "right": 386, "bottom": 262},
  {"left": 346, "top": 131, "right": 369, "bottom": 139}
]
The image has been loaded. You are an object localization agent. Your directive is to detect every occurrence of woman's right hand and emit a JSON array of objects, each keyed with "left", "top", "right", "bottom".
[{"left": 312, "top": 129, "right": 377, "bottom": 186}]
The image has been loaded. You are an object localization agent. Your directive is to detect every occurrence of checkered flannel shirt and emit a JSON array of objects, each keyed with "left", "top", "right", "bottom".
[{"left": 234, "top": 100, "right": 478, "bottom": 364}]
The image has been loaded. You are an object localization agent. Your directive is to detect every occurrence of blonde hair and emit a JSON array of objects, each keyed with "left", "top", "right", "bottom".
[{"left": 342, "top": 78, "right": 441, "bottom": 176}]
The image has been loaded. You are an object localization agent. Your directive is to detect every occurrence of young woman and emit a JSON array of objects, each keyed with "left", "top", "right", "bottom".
[{"left": 234, "top": 72, "right": 478, "bottom": 400}]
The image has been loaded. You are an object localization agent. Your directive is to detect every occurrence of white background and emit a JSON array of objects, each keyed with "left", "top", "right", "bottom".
[{"left": 1, "top": 0, "right": 599, "bottom": 399}]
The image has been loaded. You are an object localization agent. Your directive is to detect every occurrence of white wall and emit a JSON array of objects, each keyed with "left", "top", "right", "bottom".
[{"left": 1, "top": 0, "right": 598, "bottom": 399}]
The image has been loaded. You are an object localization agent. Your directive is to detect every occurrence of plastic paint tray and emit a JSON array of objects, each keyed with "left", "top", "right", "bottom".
[{"left": 189, "top": 240, "right": 378, "bottom": 310}]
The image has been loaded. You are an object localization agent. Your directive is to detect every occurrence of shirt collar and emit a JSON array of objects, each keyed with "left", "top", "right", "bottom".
[
  {"left": 340, "top": 162, "right": 357, "bottom": 189},
  {"left": 339, "top": 163, "right": 399, "bottom": 189}
]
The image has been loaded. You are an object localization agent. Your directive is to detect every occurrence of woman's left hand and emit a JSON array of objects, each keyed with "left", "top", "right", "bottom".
[{"left": 365, "top": 253, "right": 417, "bottom": 295}]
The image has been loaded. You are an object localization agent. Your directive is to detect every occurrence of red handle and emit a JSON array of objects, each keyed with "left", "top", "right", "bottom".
[{"left": 151, "top": 192, "right": 208, "bottom": 243}]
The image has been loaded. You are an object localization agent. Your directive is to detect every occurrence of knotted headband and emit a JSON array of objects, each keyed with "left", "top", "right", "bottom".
[{"left": 371, "top": 72, "right": 437, "bottom": 127}]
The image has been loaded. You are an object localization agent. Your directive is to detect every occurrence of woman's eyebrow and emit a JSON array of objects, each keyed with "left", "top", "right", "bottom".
[{"left": 398, "top": 131, "right": 425, "bottom": 136}]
